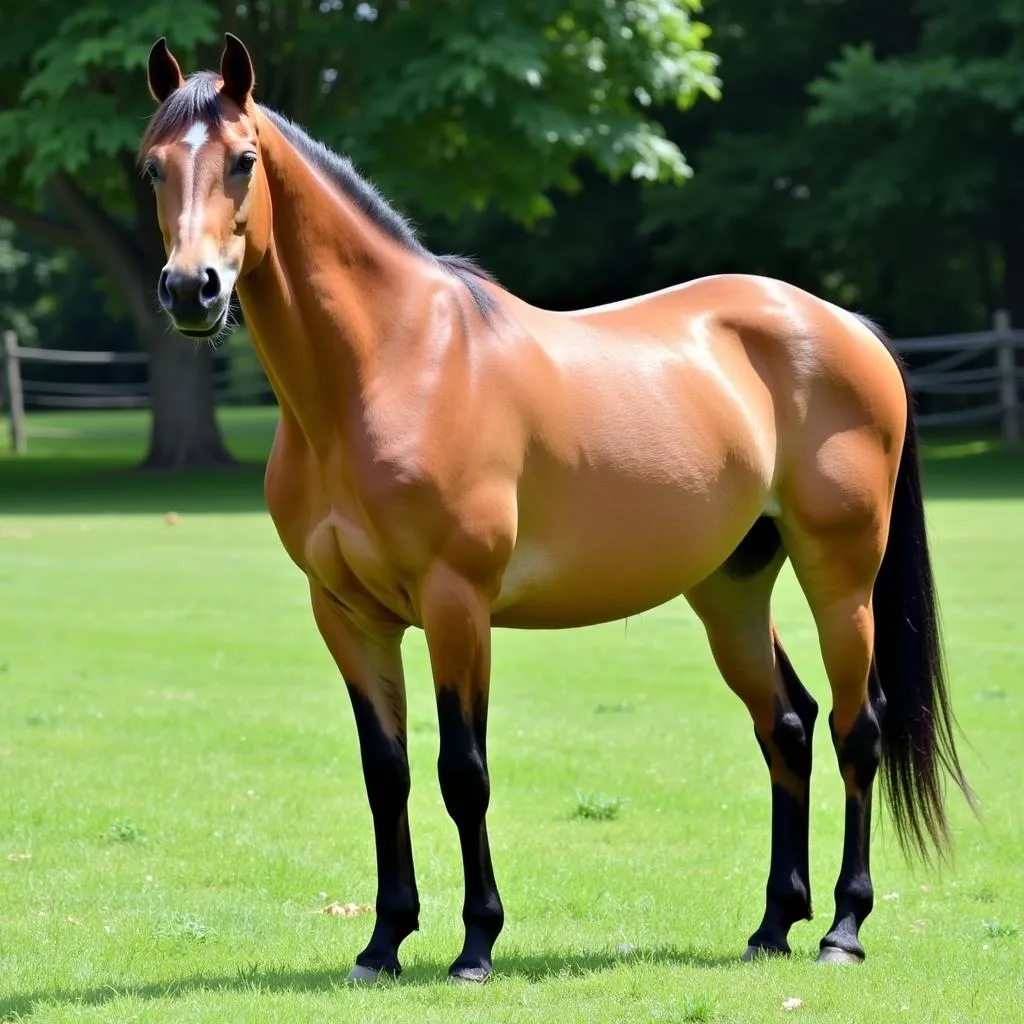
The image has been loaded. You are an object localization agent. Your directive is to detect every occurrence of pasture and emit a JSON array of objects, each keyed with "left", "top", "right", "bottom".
[{"left": 1, "top": 409, "right": 1021, "bottom": 1022}]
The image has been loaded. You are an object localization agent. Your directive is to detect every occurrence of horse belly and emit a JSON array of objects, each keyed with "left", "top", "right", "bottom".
[{"left": 491, "top": 479, "right": 762, "bottom": 628}]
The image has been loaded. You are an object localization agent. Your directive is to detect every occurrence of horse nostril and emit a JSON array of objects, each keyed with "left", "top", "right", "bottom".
[
  {"left": 157, "top": 268, "right": 174, "bottom": 310},
  {"left": 199, "top": 267, "right": 221, "bottom": 307}
]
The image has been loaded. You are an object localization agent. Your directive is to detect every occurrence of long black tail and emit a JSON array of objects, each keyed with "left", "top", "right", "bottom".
[{"left": 860, "top": 316, "right": 976, "bottom": 862}]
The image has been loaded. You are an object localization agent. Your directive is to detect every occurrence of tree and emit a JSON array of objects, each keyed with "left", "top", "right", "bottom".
[
  {"left": 806, "top": 0, "right": 1024, "bottom": 327},
  {"left": 0, "top": 0, "right": 720, "bottom": 468},
  {"left": 422, "top": 0, "right": 952, "bottom": 324},
  {"left": 0, "top": 2, "right": 237, "bottom": 468},
  {"left": 632, "top": 0, "right": 939, "bottom": 328},
  {"left": 626, "top": 0, "right": 1024, "bottom": 336}
]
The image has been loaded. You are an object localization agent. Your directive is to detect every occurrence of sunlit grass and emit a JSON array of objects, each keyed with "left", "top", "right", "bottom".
[{"left": 0, "top": 413, "right": 1021, "bottom": 1022}]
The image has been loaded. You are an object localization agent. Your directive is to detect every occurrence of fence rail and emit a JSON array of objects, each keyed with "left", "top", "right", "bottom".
[
  {"left": 2, "top": 328, "right": 271, "bottom": 453},
  {"left": 891, "top": 310, "right": 1021, "bottom": 446},
  {"left": 3, "top": 310, "right": 1023, "bottom": 454}
]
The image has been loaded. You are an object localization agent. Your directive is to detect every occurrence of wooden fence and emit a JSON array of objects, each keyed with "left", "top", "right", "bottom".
[
  {"left": 1, "top": 329, "right": 269, "bottom": 454},
  {"left": 3, "top": 311, "right": 1023, "bottom": 455}
]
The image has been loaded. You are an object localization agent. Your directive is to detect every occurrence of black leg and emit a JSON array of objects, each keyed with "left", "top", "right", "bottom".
[
  {"left": 347, "top": 684, "right": 420, "bottom": 977},
  {"left": 436, "top": 688, "right": 504, "bottom": 982},
  {"left": 818, "top": 677, "right": 885, "bottom": 963},
  {"left": 744, "top": 642, "right": 818, "bottom": 958}
]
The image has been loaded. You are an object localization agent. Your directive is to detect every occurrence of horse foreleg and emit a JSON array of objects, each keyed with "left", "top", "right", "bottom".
[
  {"left": 309, "top": 583, "right": 419, "bottom": 980},
  {"left": 419, "top": 562, "right": 504, "bottom": 983}
]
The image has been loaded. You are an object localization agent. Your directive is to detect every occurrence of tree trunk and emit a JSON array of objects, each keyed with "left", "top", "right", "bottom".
[
  {"left": 45, "top": 172, "right": 235, "bottom": 470},
  {"left": 140, "top": 320, "right": 233, "bottom": 471}
]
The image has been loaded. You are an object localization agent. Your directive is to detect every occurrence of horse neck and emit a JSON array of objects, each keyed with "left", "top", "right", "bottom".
[{"left": 235, "top": 115, "right": 423, "bottom": 456}]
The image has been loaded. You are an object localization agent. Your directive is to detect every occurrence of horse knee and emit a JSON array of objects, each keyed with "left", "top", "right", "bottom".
[
  {"left": 438, "top": 743, "right": 489, "bottom": 822},
  {"left": 347, "top": 685, "right": 411, "bottom": 815},
  {"left": 366, "top": 742, "right": 411, "bottom": 815},
  {"left": 436, "top": 689, "right": 490, "bottom": 824}
]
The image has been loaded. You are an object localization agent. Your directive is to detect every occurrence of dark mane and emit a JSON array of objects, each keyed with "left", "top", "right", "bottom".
[{"left": 140, "top": 71, "right": 496, "bottom": 319}]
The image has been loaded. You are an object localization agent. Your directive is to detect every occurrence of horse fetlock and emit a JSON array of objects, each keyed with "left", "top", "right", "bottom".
[
  {"left": 834, "top": 869, "right": 874, "bottom": 922},
  {"left": 464, "top": 894, "right": 505, "bottom": 939},
  {"left": 767, "top": 876, "right": 812, "bottom": 925}
]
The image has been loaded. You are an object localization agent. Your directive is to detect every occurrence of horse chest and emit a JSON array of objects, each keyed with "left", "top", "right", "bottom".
[
  {"left": 265, "top": 426, "right": 421, "bottom": 621},
  {"left": 300, "top": 509, "right": 413, "bottom": 622}
]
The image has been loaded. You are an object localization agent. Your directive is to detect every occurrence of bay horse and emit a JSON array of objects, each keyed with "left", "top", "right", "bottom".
[{"left": 140, "top": 34, "right": 974, "bottom": 982}]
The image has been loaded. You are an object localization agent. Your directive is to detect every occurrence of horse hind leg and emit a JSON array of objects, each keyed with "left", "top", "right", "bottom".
[
  {"left": 780, "top": 480, "right": 890, "bottom": 964},
  {"left": 686, "top": 520, "right": 819, "bottom": 959}
]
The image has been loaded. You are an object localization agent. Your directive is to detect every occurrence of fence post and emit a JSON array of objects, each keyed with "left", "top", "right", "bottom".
[
  {"left": 994, "top": 310, "right": 1020, "bottom": 451},
  {"left": 3, "top": 330, "right": 26, "bottom": 455}
]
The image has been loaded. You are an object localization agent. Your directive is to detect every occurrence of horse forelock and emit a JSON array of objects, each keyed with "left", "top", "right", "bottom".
[{"left": 139, "top": 71, "right": 224, "bottom": 157}]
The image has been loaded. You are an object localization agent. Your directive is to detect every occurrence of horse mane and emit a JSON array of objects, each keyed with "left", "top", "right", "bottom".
[{"left": 140, "top": 71, "right": 497, "bottom": 318}]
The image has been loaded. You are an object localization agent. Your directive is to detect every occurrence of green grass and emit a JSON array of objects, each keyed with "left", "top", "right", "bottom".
[{"left": 1, "top": 409, "right": 1022, "bottom": 1022}]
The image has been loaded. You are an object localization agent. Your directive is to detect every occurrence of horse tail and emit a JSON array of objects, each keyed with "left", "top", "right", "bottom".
[{"left": 856, "top": 314, "right": 976, "bottom": 863}]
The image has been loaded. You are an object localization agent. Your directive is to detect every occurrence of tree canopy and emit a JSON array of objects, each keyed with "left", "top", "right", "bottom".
[
  {"left": 0, "top": 0, "right": 720, "bottom": 228},
  {"left": 432, "top": 0, "right": 1024, "bottom": 338},
  {"left": 638, "top": 0, "right": 1024, "bottom": 333}
]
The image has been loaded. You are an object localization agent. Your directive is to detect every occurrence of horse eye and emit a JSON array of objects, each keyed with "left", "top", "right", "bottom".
[
  {"left": 144, "top": 162, "right": 161, "bottom": 184},
  {"left": 234, "top": 153, "right": 257, "bottom": 176}
]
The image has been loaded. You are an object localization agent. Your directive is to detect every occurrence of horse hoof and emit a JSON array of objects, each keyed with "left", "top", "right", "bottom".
[
  {"left": 447, "top": 965, "right": 493, "bottom": 985},
  {"left": 346, "top": 964, "right": 385, "bottom": 983},
  {"left": 816, "top": 946, "right": 864, "bottom": 965},
  {"left": 741, "top": 945, "right": 787, "bottom": 962}
]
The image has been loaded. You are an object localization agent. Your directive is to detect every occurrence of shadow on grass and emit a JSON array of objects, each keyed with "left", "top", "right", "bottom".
[
  {"left": 0, "top": 459, "right": 270, "bottom": 516},
  {"left": 920, "top": 446, "right": 1024, "bottom": 501},
  {"left": 0, "top": 946, "right": 741, "bottom": 1017}
]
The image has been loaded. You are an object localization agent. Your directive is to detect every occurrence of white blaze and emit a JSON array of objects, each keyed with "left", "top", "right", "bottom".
[
  {"left": 182, "top": 122, "right": 208, "bottom": 153},
  {"left": 176, "top": 122, "right": 210, "bottom": 246},
  {"left": 169, "top": 120, "right": 237, "bottom": 310}
]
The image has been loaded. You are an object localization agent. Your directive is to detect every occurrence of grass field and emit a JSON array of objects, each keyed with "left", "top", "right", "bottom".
[{"left": 1, "top": 409, "right": 1022, "bottom": 1022}]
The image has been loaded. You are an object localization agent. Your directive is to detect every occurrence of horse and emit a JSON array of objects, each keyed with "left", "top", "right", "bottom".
[{"left": 139, "top": 34, "right": 974, "bottom": 983}]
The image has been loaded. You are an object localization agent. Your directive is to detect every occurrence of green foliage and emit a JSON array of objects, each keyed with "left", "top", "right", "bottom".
[
  {"left": 0, "top": 1, "right": 218, "bottom": 192},
  {"left": 0, "top": 1, "right": 719, "bottom": 224},
  {"left": 331, "top": 1, "right": 719, "bottom": 220},
  {"left": 0, "top": 221, "right": 70, "bottom": 344},
  {"left": 627, "top": 0, "right": 1024, "bottom": 335},
  {"left": 796, "top": 1, "right": 1024, "bottom": 325},
  {"left": 105, "top": 817, "right": 144, "bottom": 843},
  {"left": 153, "top": 913, "right": 210, "bottom": 944},
  {"left": 806, "top": 1, "right": 1024, "bottom": 224},
  {"left": 680, "top": 994, "right": 715, "bottom": 1023},
  {"left": 572, "top": 790, "right": 626, "bottom": 821}
]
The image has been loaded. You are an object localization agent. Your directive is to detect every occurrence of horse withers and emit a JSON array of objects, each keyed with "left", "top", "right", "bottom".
[{"left": 139, "top": 33, "right": 974, "bottom": 982}]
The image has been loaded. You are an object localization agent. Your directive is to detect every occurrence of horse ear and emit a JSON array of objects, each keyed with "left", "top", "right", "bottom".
[
  {"left": 148, "top": 38, "right": 185, "bottom": 104},
  {"left": 220, "top": 33, "right": 255, "bottom": 106}
]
